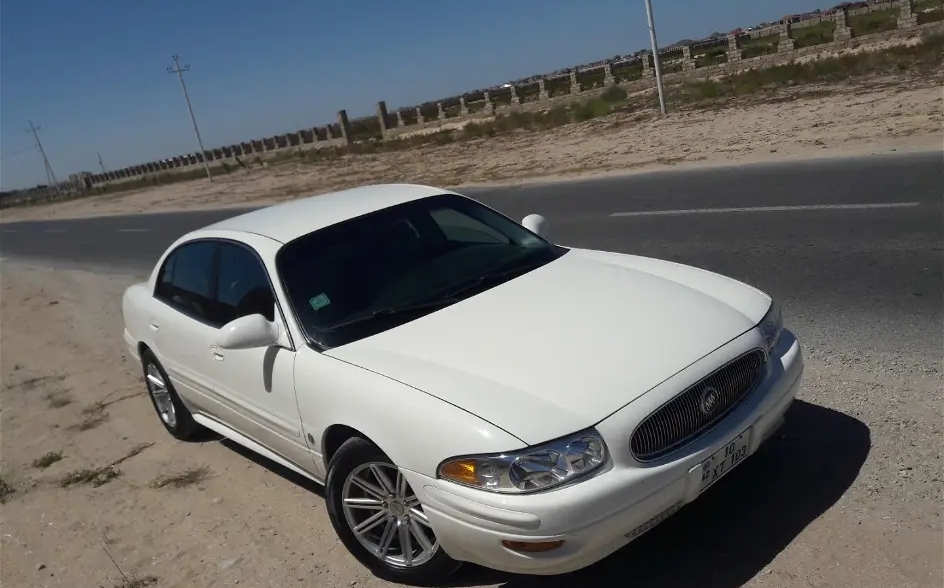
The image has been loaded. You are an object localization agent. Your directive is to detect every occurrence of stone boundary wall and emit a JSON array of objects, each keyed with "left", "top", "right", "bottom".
[{"left": 73, "top": 0, "right": 940, "bottom": 191}]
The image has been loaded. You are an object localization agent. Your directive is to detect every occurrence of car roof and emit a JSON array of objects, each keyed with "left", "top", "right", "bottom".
[{"left": 202, "top": 183, "right": 458, "bottom": 244}]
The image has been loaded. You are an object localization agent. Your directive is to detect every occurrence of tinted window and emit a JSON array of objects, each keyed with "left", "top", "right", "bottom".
[
  {"left": 276, "top": 193, "right": 565, "bottom": 349},
  {"left": 430, "top": 207, "right": 509, "bottom": 245},
  {"left": 154, "top": 240, "right": 220, "bottom": 323},
  {"left": 216, "top": 244, "right": 275, "bottom": 323},
  {"left": 156, "top": 251, "right": 177, "bottom": 296}
]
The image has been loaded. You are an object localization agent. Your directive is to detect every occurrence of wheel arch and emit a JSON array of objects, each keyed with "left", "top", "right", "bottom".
[{"left": 322, "top": 424, "right": 380, "bottom": 471}]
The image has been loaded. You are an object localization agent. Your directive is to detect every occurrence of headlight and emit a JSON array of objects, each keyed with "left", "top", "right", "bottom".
[
  {"left": 758, "top": 300, "right": 783, "bottom": 351},
  {"left": 438, "top": 429, "right": 608, "bottom": 494}
]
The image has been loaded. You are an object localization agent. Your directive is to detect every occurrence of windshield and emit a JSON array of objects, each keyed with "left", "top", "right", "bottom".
[{"left": 276, "top": 193, "right": 566, "bottom": 349}]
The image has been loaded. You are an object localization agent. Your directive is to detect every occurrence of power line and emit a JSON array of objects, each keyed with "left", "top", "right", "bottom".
[
  {"left": 643, "top": 0, "right": 668, "bottom": 116},
  {"left": 26, "top": 119, "right": 62, "bottom": 196},
  {"left": 167, "top": 54, "right": 213, "bottom": 182},
  {"left": 0, "top": 145, "right": 38, "bottom": 160}
]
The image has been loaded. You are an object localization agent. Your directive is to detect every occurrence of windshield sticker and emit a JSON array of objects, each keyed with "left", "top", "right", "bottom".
[{"left": 308, "top": 293, "right": 331, "bottom": 311}]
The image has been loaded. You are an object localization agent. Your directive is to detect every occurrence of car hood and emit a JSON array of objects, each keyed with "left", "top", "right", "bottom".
[{"left": 325, "top": 247, "right": 772, "bottom": 445}]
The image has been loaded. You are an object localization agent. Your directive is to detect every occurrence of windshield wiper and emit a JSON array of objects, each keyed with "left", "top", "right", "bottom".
[
  {"left": 321, "top": 297, "right": 459, "bottom": 332},
  {"left": 441, "top": 258, "right": 547, "bottom": 300}
]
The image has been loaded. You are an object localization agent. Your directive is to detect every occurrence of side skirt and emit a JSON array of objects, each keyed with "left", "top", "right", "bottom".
[{"left": 192, "top": 413, "right": 325, "bottom": 486}]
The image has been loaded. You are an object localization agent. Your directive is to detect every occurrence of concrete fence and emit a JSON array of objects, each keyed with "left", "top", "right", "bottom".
[{"left": 62, "top": 0, "right": 943, "bottom": 192}]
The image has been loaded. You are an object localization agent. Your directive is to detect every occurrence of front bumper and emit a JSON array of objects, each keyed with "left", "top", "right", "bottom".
[{"left": 401, "top": 329, "right": 804, "bottom": 576}]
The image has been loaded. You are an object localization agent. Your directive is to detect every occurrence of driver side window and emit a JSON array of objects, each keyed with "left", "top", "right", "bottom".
[{"left": 216, "top": 243, "right": 276, "bottom": 324}]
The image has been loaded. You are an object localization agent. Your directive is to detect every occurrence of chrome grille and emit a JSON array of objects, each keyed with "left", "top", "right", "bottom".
[{"left": 630, "top": 349, "right": 767, "bottom": 462}]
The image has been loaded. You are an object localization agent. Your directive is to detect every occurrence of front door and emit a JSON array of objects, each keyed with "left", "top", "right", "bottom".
[{"left": 203, "top": 241, "right": 310, "bottom": 472}]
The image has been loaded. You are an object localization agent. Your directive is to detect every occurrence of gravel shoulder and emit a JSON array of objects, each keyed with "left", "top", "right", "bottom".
[
  {"left": 1, "top": 261, "right": 940, "bottom": 588},
  {"left": 1, "top": 79, "right": 941, "bottom": 224}
]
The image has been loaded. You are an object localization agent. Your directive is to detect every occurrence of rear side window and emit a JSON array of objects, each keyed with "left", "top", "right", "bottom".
[{"left": 155, "top": 240, "right": 220, "bottom": 324}]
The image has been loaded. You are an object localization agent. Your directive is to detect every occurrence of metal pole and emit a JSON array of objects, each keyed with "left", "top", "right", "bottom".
[
  {"left": 26, "top": 119, "right": 62, "bottom": 197},
  {"left": 643, "top": 0, "right": 668, "bottom": 116},
  {"left": 97, "top": 152, "right": 106, "bottom": 173},
  {"left": 167, "top": 55, "right": 213, "bottom": 182}
]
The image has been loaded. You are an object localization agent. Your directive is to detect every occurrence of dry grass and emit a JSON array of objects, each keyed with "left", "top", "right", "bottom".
[
  {"left": 150, "top": 466, "right": 211, "bottom": 489},
  {"left": 103, "top": 544, "right": 159, "bottom": 588},
  {"left": 46, "top": 391, "right": 73, "bottom": 408},
  {"left": 32, "top": 451, "right": 63, "bottom": 469},
  {"left": 61, "top": 466, "right": 120, "bottom": 488},
  {"left": 83, "top": 391, "right": 142, "bottom": 415},
  {"left": 69, "top": 411, "right": 110, "bottom": 432},
  {"left": 12, "top": 374, "right": 66, "bottom": 391},
  {"left": 60, "top": 443, "right": 154, "bottom": 488},
  {"left": 0, "top": 476, "right": 14, "bottom": 503}
]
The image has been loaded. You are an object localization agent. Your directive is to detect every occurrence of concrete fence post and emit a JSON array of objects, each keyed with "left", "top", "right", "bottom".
[
  {"left": 538, "top": 79, "right": 549, "bottom": 99},
  {"left": 834, "top": 9, "right": 853, "bottom": 40},
  {"left": 727, "top": 33, "right": 742, "bottom": 61},
  {"left": 569, "top": 70, "right": 581, "bottom": 93},
  {"left": 602, "top": 63, "right": 616, "bottom": 86},
  {"left": 337, "top": 110, "right": 353, "bottom": 145},
  {"left": 898, "top": 0, "right": 917, "bottom": 29},
  {"left": 376, "top": 101, "right": 390, "bottom": 137},
  {"left": 682, "top": 45, "right": 696, "bottom": 69},
  {"left": 779, "top": 22, "right": 796, "bottom": 51}
]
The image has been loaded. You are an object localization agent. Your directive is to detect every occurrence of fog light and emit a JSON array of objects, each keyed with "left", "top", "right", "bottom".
[{"left": 501, "top": 539, "right": 565, "bottom": 553}]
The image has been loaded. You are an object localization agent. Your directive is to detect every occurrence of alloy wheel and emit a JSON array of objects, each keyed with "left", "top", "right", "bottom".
[
  {"left": 145, "top": 363, "right": 177, "bottom": 428},
  {"left": 341, "top": 462, "right": 439, "bottom": 568}
]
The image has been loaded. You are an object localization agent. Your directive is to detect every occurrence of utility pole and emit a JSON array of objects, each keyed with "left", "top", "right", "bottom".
[
  {"left": 643, "top": 0, "right": 668, "bottom": 116},
  {"left": 167, "top": 54, "right": 212, "bottom": 181},
  {"left": 97, "top": 152, "right": 106, "bottom": 173},
  {"left": 26, "top": 119, "right": 62, "bottom": 197}
]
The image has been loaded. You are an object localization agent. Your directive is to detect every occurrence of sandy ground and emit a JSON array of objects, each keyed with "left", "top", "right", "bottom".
[
  {"left": 1, "top": 79, "right": 941, "bottom": 224},
  {"left": 1, "top": 258, "right": 941, "bottom": 588}
]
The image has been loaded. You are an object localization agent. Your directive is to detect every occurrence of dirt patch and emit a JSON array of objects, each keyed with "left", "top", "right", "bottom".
[{"left": 1, "top": 79, "right": 941, "bottom": 224}]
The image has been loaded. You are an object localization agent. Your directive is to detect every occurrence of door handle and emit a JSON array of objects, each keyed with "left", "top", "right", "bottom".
[
  {"left": 210, "top": 345, "right": 225, "bottom": 362},
  {"left": 149, "top": 322, "right": 160, "bottom": 332}
]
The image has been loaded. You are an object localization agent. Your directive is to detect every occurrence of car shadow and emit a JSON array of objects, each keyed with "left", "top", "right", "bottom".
[
  {"left": 203, "top": 400, "right": 869, "bottom": 588},
  {"left": 445, "top": 399, "right": 871, "bottom": 588},
  {"left": 219, "top": 437, "right": 325, "bottom": 497}
]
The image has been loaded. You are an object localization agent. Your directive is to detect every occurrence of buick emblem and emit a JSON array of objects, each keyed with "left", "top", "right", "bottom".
[{"left": 699, "top": 386, "right": 720, "bottom": 415}]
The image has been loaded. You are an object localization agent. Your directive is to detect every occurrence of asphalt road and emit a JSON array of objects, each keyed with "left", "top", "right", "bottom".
[{"left": 2, "top": 150, "right": 942, "bottom": 360}]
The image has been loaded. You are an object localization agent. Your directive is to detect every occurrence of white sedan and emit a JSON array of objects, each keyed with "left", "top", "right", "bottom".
[{"left": 122, "top": 183, "right": 803, "bottom": 585}]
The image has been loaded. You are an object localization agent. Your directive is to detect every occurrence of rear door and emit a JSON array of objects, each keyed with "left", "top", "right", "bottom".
[{"left": 150, "top": 239, "right": 223, "bottom": 412}]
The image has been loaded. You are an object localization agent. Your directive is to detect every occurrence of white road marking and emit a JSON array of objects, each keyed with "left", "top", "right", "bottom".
[
  {"left": 116, "top": 228, "right": 151, "bottom": 233},
  {"left": 1, "top": 229, "right": 16, "bottom": 233},
  {"left": 42, "top": 229, "right": 66, "bottom": 233},
  {"left": 609, "top": 202, "right": 923, "bottom": 218}
]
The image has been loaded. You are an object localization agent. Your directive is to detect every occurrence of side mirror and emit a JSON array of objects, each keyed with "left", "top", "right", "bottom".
[
  {"left": 217, "top": 314, "right": 280, "bottom": 350},
  {"left": 521, "top": 214, "right": 550, "bottom": 239}
]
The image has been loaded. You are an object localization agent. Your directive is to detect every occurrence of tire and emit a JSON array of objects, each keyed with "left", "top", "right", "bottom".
[
  {"left": 325, "top": 437, "right": 462, "bottom": 586},
  {"left": 141, "top": 349, "right": 199, "bottom": 441}
]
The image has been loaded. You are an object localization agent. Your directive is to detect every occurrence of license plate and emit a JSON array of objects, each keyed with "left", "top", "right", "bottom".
[{"left": 698, "top": 427, "right": 752, "bottom": 494}]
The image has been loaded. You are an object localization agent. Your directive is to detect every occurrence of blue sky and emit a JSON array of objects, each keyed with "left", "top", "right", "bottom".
[{"left": 0, "top": 0, "right": 827, "bottom": 190}]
